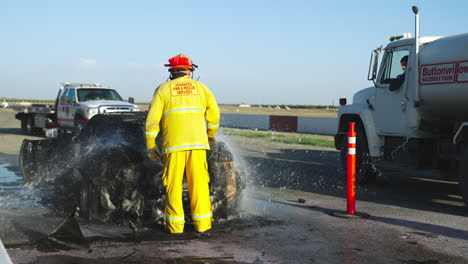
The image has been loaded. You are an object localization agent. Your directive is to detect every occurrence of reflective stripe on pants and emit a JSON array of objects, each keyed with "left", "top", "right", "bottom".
[{"left": 163, "top": 149, "right": 212, "bottom": 233}]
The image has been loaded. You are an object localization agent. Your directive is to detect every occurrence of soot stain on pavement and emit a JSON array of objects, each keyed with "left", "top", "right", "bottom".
[
  {"left": 17, "top": 215, "right": 281, "bottom": 251},
  {"left": 18, "top": 216, "right": 280, "bottom": 263},
  {"left": 26, "top": 255, "right": 247, "bottom": 264},
  {"left": 211, "top": 216, "right": 285, "bottom": 233}
]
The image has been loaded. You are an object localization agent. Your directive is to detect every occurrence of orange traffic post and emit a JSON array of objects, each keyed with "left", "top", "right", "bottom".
[
  {"left": 330, "top": 123, "right": 368, "bottom": 219},
  {"left": 346, "top": 122, "right": 357, "bottom": 215}
]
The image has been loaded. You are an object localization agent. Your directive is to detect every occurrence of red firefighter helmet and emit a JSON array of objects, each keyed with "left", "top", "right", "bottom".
[{"left": 164, "top": 54, "right": 198, "bottom": 72}]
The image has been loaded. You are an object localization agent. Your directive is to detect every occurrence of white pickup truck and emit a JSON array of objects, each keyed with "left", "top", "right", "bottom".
[{"left": 14, "top": 83, "right": 139, "bottom": 135}]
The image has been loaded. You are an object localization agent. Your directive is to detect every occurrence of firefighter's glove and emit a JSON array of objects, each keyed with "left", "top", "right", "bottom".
[
  {"left": 208, "top": 137, "right": 217, "bottom": 148},
  {"left": 147, "top": 147, "right": 162, "bottom": 161}
]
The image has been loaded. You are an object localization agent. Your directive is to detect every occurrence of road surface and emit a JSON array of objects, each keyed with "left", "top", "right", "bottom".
[{"left": 0, "top": 109, "right": 467, "bottom": 263}]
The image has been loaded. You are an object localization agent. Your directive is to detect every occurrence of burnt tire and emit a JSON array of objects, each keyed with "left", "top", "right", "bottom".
[
  {"left": 19, "top": 139, "right": 35, "bottom": 183},
  {"left": 78, "top": 168, "right": 99, "bottom": 221},
  {"left": 78, "top": 169, "right": 90, "bottom": 219},
  {"left": 340, "top": 126, "right": 376, "bottom": 184},
  {"left": 458, "top": 145, "right": 468, "bottom": 207}
]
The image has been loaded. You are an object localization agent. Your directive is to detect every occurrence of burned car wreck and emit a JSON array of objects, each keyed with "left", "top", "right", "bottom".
[{"left": 19, "top": 112, "right": 245, "bottom": 228}]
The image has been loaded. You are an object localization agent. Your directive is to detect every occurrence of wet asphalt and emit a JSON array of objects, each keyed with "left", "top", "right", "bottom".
[{"left": 1, "top": 109, "right": 468, "bottom": 263}]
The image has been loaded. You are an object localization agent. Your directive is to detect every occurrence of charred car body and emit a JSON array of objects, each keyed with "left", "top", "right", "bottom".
[{"left": 20, "top": 112, "right": 245, "bottom": 226}]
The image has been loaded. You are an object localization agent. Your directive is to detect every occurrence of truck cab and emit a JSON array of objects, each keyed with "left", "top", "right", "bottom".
[
  {"left": 337, "top": 36, "right": 418, "bottom": 163},
  {"left": 336, "top": 33, "right": 461, "bottom": 172},
  {"left": 56, "top": 83, "right": 139, "bottom": 132}
]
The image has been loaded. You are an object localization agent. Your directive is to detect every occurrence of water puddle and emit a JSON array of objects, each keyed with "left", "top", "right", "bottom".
[
  {"left": 0, "top": 163, "right": 42, "bottom": 208},
  {"left": 24, "top": 255, "right": 243, "bottom": 264}
]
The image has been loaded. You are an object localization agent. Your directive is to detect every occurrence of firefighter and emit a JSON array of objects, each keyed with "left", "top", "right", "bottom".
[{"left": 145, "top": 54, "right": 220, "bottom": 234}]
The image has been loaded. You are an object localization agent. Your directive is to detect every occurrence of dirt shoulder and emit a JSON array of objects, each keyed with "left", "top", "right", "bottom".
[{"left": 0, "top": 110, "right": 42, "bottom": 164}]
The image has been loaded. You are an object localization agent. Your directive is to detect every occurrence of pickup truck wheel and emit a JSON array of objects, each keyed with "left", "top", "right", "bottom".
[
  {"left": 21, "top": 118, "right": 27, "bottom": 132},
  {"left": 74, "top": 117, "right": 85, "bottom": 136},
  {"left": 440, "top": 159, "right": 458, "bottom": 181},
  {"left": 25, "top": 116, "right": 34, "bottom": 135},
  {"left": 458, "top": 145, "right": 468, "bottom": 207},
  {"left": 340, "top": 126, "right": 376, "bottom": 184}
]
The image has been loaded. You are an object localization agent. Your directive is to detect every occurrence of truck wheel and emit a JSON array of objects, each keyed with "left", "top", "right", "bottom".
[
  {"left": 340, "top": 126, "right": 376, "bottom": 184},
  {"left": 440, "top": 159, "right": 458, "bottom": 181},
  {"left": 21, "top": 118, "right": 27, "bottom": 132},
  {"left": 73, "top": 117, "right": 85, "bottom": 136},
  {"left": 25, "top": 116, "right": 34, "bottom": 135},
  {"left": 458, "top": 146, "right": 468, "bottom": 207}
]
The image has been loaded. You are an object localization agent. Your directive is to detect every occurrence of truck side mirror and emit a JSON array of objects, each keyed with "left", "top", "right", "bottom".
[
  {"left": 128, "top": 97, "right": 135, "bottom": 104},
  {"left": 368, "top": 46, "right": 383, "bottom": 84},
  {"left": 368, "top": 50, "right": 379, "bottom": 81}
]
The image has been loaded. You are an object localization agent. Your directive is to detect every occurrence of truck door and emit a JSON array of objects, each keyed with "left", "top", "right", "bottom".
[
  {"left": 68, "top": 88, "right": 78, "bottom": 123},
  {"left": 57, "top": 88, "right": 73, "bottom": 128},
  {"left": 374, "top": 47, "right": 410, "bottom": 135}
]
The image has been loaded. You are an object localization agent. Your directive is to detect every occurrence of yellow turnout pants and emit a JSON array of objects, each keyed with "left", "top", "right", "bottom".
[{"left": 162, "top": 149, "right": 212, "bottom": 233}]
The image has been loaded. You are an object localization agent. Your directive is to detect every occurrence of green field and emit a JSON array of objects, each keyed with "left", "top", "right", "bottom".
[{"left": 221, "top": 128, "right": 335, "bottom": 148}]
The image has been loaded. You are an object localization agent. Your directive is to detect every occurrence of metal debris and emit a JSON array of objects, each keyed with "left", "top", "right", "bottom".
[{"left": 47, "top": 208, "right": 89, "bottom": 250}]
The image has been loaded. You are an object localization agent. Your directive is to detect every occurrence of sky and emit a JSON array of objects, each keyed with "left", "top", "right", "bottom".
[{"left": 1, "top": 0, "right": 468, "bottom": 105}]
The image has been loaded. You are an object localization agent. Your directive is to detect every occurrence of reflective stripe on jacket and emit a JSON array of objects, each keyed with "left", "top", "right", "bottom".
[{"left": 145, "top": 75, "right": 220, "bottom": 154}]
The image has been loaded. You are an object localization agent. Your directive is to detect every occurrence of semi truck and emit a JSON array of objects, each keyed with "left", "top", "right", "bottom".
[
  {"left": 14, "top": 83, "right": 139, "bottom": 135},
  {"left": 335, "top": 6, "right": 468, "bottom": 206}
]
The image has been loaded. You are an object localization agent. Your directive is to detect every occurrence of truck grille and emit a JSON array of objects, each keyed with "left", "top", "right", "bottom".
[{"left": 99, "top": 106, "right": 133, "bottom": 113}]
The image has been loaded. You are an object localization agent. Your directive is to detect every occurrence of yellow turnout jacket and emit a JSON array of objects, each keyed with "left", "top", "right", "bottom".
[{"left": 145, "top": 75, "right": 220, "bottom": 154}]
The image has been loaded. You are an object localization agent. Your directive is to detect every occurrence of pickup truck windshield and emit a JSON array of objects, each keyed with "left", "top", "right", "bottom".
[{"left": 77, "top": 89, "right": 124, "bottom": 102}]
